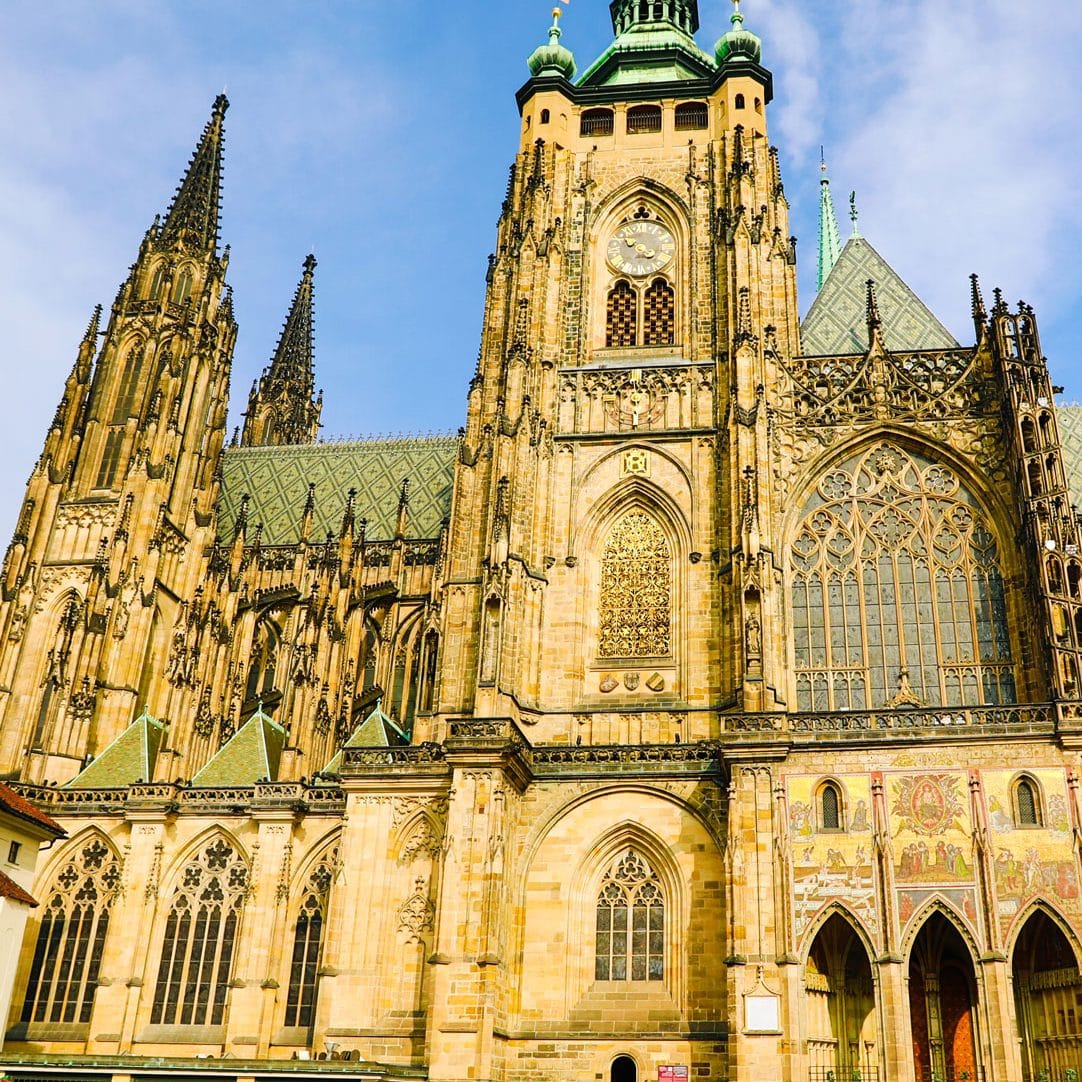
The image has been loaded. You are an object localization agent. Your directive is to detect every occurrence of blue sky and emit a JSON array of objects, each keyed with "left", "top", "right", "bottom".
[{"left": 0, "top": 0, "right": 1079, "bottom": 545}]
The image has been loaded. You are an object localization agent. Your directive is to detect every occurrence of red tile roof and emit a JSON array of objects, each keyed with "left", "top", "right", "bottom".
[
  {"left": 0, "top": 869, "right": 38, "bottom": 907},
  {"left": 0, "top": 783, "right": 64, "bottom": 836}
]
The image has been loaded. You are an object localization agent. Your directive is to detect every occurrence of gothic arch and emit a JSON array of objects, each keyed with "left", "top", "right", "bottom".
[
  {"left": 1006, "top": 898, "right": 1082, "bottom": 966},
  {"left": 288, "top": 829, "right": 343, "bottom": 898},
  {"left": 901, "top": 897, "right": 982, "bottom": 964},
  {"left": 392, "top": 810, "right": 444, "bottom": 866},
  {"left": 577, "top": 442, "right": 693, "bottom": 524},
  {"left": 590, "top": 178, "right": 692, "bottom": 238},
  {"left": 798, "top": 899, "right": 878, "bottom": 964},
  {"left": 576, "top": 473, "right": 692, "bottom": 561}
]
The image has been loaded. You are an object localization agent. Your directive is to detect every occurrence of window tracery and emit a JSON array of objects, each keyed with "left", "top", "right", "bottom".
[
  {"left": 150, "top": 838, "right": 248, "bottom": 1027},
  {"left": 598, "top": 512, "right": 672, "bottom": 659},
  {"left": 21, "top": 838, "right": 120, "bottom": 1026},
  {"left": 790, "top": 442, "right": 1016, "bottom": 711},
  {"left": 595, "top": 849, "right": 664, "bottom": 982},
  {"left": 284, "top": 852, "right": 336, "bottom": 1029}
]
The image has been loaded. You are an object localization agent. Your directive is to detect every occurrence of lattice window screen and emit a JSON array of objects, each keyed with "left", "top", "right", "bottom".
[
  {"left": 790, "top": 442, "right": 1016, "bottom": 711},
  {"left": 606, "top": 280, "right": 638, "bottom": 348},
  {"left": 285, "top": 853, "right": 336, "bottom": 1028},
  {"left": 642, "top": 277, "right": 675, "bottom": 346},
  {"left": 598, "top": 512, "right": 672, "bottom": 659}
]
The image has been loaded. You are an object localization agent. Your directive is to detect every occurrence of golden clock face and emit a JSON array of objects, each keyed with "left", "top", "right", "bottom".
[{"left": 607, "top": 221, "right": 675, "bottom": 276}]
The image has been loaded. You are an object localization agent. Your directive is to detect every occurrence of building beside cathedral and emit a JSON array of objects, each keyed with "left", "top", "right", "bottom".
[{"left": 2, "top": 2, "right": 1082, "bottom": 1080}]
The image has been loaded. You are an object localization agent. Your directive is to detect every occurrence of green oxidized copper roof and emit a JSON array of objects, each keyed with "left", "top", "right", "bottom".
[
  {"left": 1060, "top": 407, "right": 1082, "bottom": 502},
  {"left": 68, "top": 708, "right": 166, "bottom": 789},
  {"left": 578, "top": 16, "right": 715, "bottom": 86},
  {"left": 817, "top": 162, "right": 842, "bottom": 293},
  {"left": 323, "top": 701, "right": 408, "bottom": 774},
  {"left": 219, "top": 435, "right": 457, "bottom": 545},
  {"left": 192, "top": 706, "right": 286, "bottom": 787},
  {"left": 529, "top": 9, "right": 577, "bottom": 80},
  {"left": 801, "top": 236, "right": 959, "bottom": 355}
]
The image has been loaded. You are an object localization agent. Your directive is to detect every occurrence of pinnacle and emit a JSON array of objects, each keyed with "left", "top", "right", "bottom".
[
  {"left": 159, "top": 96, "right": 228, "bottom": 253},
  {"left": 267, "top": 255, "right": 317, "bottom": 394}
]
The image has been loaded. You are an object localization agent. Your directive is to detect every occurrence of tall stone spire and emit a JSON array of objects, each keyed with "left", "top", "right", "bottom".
[
  {"left": 242, "top": 255, "right": 323, "bottom": 447},
  {"left": 159, "top": 94, "right": 228, "bottom": 252},
  {"left": 817, "top": 152, "right": 842, "bottom": 291}
]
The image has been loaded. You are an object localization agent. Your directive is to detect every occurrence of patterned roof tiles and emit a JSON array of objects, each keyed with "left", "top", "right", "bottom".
[
  {"left": 219, "top": 435, "right": 458, "bottom": 546},
  {"left": 0, "top": 782, "right": 64, "bottom": 836},
  {"left": 67, "top": 709, "right": 166, "bottom": 790},
  {"left": 801, "top": 236, "right": 959, "bottom": 356},
  {"left": 1060, "top": 406, "right": 1082, "bottom": 503}
]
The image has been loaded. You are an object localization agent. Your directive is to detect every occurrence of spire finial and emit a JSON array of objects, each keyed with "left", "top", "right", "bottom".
[
  {"left": 849, "top": 191, "right": 862, "bottom": 238},
  {"left": 866, "top": 279, "right": 882, "bottom": 330},
  {"left": 731, "top": 0, "right": 744, "bottom": 26}
]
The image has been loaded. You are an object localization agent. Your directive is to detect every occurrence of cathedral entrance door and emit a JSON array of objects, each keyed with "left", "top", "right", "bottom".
[
  {"left": 908, "top": 913, "right": 980, "bottom": 1082},
  {"left": 611, "top": 1054, "right": 637, "bottom": 1082},
  {"left": 1013, "top": 909, "right": 1082, "bottom": 1081}
]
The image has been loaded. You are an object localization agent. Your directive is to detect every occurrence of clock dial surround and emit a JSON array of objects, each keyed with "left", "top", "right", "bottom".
[{"left": 607, "top": 221, "right": 676, "bottom": 277}]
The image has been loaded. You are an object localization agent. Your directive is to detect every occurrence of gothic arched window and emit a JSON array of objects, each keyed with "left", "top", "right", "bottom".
[
  {"left": 20, "top": 838, "right": 120, "bottom": 1026},
  {"left": 598, "top": 512, "right": 671, "bottom": 659},
  {"left": 284, "top": 852, "right": 336, "bottom": 1030},
  {"left": 820, "top": 783, "right": 842, "bottom": 831},
  {"left": 790, "top": 443, "right": 1016, "bottom": 711},
  {"left": 150, "top": 838, "right": 248, "bottom": 1027},
  {"left": 1014, "top": 777, "right": 1041, "bottom": 827},
  {"left": 606, "top": 280, "right": 638, "bottom": 348},
  {"left": 595, "top": 850, "right": 664, "bottom": 982},
  {"left": 642, "top": 278, "right": 675, "bottom": 346}
]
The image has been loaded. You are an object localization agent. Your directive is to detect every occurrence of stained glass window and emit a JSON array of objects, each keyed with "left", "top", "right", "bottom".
[
  {"left": 598, "top": 513, "right": 671, "bottom": 659},
  {"left": 285, "top": 854, "right": 335, "bottom": 1029},
  {"left": 790, "top": 442, "right": 1016, "bottom": 711},
  {"left": 21, "top": 839, "right": 120, "bottom": 1026},
  {"left": 595, "top": 850, "right": 664, "bottom": 982},
  {"left": 150, "top": 838, "right": 248, "bottom": 1027}
]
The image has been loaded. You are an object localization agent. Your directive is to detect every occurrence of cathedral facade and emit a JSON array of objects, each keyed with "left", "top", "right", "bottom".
[{"left": 2, "top": 3, "right": 1082, "bottom": 1080}]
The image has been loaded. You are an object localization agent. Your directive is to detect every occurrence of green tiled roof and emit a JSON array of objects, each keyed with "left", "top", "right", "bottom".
[
  {"left": 323, "top": 702, "right": 407, "bottom": 774},
  {"left": 801, "top": 237, "right": 959, "bottom": 356},
  {"left": 68, "top": 709, "right": 166, "bottom": 789},
  {"left": 192, "top": 707, "right": 286, "bottom": 787},
  {"left": 219, "top": 436, "right": 458, "bottom": 545},
  {"left": 1061, "top": 407, "right": 1082, "bottom": 502}
]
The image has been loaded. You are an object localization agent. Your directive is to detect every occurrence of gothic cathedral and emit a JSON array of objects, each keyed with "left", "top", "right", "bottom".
[{"left": 2, "top": 4, "right": 1082, "bottom": 1082}]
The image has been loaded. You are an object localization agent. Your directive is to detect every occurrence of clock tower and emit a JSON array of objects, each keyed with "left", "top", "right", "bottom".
[{"left": 430, "top": 0, "right": 798, "bottom": 743}]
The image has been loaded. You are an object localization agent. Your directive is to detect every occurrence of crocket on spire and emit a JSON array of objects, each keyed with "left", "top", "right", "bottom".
[
  {"left": 241, "top": 255, "right": 323, "bottom": 447},
  {"left": 159, "top": 94, "right": 228, "bottom": 253}
]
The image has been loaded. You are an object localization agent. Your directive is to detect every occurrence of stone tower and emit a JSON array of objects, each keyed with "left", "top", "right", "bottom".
[
  {"left": 434, "top": 0, "right": 794, "bottom": 742},
  {"left": 0, "top": 96, "right": 237, "bottom": 782}
]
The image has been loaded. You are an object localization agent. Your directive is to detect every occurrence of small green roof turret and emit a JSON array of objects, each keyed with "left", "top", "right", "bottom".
[
  {"left": 716, "top": 0, "right": 762, "bottom": 66},
  {"left": 528, "top": 7, "right": 577, "bottom": 81}
]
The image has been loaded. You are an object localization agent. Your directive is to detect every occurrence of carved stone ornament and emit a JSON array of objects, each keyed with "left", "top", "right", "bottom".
[
  {"left": 600, "top": 674, "right": 618, "bottom": 694},
  {"left": 623, "top": 449, "right": 650, "bottom": 477},
  {"left": 646, "top": 672, "right": 665, "bottom": 693},
  {"left": 624, "top": 672, "right": 640, "bottom": 691},
  {"left": 398, "top": 879, "right": 435, "bottom": 939}
]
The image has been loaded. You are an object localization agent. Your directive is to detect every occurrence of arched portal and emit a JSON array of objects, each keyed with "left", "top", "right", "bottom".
[
  {"left": 611, "top": 1055, "right": 637, "bottom": 1082},
  {"left": 805, "top": 913, "right": 878, "bottom": 1080},
  {"left": 908, "top": 912, "right": 980, "bottom": 1082},
  {"left": 1013, "top": 909, "right": 1082, "bottom": 1079}
]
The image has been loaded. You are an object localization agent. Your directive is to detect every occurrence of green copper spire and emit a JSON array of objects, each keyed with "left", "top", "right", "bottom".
[
  {"left": 528, "top": 6, "right": 577, "bottom": 80},
  {"left": 817, "top": 153, "right": 842, "bottom": 292},
  {"left": 715, "top": 0, "right": 762, "bottom": 67}
]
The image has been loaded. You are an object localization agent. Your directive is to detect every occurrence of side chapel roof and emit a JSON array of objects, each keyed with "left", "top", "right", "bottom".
[{"left": 67, "top": 708, "right": 167, "bottom": 789}]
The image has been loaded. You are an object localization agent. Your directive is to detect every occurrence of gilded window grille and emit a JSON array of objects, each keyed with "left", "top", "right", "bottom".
[
  {"left": 150, "top": 838, "right": 249, "bottom": 1027},
  {"left": 790, "top": 442, "right": 1016, "bottom": 711},
  {"left": 21, "top": 839, "right": 120, "bottom": 1026},
  {"left": 598, "top": 512, "right": 672, "bottom": 659},
  {"left": 642, "top": 277, "right": 675, "bottom": 346},
  {"left": 606, "top": 280, "right": 638, "bottom": 348},
  {"left": 285, "top": 853, "right": 336, "bottom": 1029},
  {"left": 595, "top": 849, "right": 664, "bottom": 982}
]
